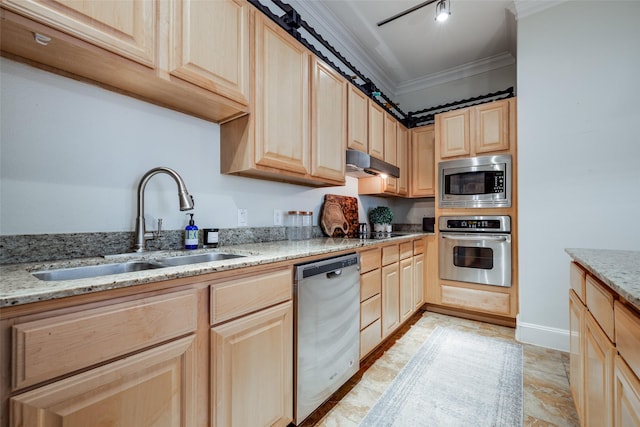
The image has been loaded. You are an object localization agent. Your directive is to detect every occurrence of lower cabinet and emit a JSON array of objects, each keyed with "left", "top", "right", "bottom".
[
  {"left": 211, "top": 301, "right": 293, "bottom": 427},
  {"left": 569, "top": 260, "right": 640, "bottom": 427},
  {"left": 399, "top": 257, "right": 414, "bottom": 324},
  {"left": 381, "top": 259, "right": 400, "bottom": 339},
  {"left": 10, "top": 335, "right": 197, "bottom": 427}
]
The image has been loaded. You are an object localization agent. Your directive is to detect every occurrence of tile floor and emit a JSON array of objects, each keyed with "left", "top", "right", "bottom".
[{"left": 300, "top": 310, "right": 580, "bottom": 427}]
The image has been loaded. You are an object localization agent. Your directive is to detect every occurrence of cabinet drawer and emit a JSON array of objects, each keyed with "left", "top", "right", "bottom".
[
  {"left": 381, "top": 244, "right": 399, "bottom": 266},
  {"left": 361, "top": 294, "right": 381, "bottom": 329},
  {"left": 440, "top": 285, "right": 510, "bottom": 316},
  {"left": 12, "top": 289, "right": 197, "bottom": 390},
  {"left": 360, "top": 318, "right": 381, "bottom": 360},
  {"left": 360, "top": 247, "right": 381, "bottom": 273},
  {"left": 413, "top": 238, "right": 425, "bottom": 255},
  {"left": 615, "top": 301, "right": 640, "bottom": 379},
  {"left": 361, "top": 269, "right": 381, "bottom": 302},
  {"left": 585, "top": 275, "right": 615, "bottom": 342},
  {"left": 211, "top": 268, "right": 291, "bottom": 325},
  {"left": 570, "top": 262, "right": 586, "bottom": 303},
  {"left": 399, "top": 241, "right": 413, "bottom": 260}
]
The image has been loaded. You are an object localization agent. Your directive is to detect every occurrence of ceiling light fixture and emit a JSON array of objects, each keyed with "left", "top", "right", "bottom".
[
  {"left": 377, "top": 0, "right": 451, "bottom": 27},
  {"left": 435, "top": 0, "right": 450, "bottom": 22}
]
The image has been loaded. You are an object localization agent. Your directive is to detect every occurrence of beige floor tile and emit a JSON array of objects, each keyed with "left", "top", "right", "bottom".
[{"left": 301, "top": 310, "right": 579, "bottom": 427}]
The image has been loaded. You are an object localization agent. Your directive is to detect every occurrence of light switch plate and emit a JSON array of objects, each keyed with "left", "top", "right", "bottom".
[
  {"left": 273, "top": 209, "right": 284, "bottom": 226},
  {"left": 237, "top": 209, "right": 248, "bottom": 227}
]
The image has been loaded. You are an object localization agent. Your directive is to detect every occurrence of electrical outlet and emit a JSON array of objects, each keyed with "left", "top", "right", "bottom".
[
  {"left": 273, "top": 209, "right": 284, "bottom": 226},
  {"left": 237, "top": 208, "right": 248, "bottom": 227}
]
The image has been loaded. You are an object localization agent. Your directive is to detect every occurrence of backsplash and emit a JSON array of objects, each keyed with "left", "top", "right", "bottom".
[{"left": 0, "top": 223, "right": 421, "bottom": 264}]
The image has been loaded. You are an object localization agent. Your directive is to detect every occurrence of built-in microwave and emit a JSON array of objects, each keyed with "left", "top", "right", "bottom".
[{"left": 438, "top": 154, "right": 512, "bottom": 208}]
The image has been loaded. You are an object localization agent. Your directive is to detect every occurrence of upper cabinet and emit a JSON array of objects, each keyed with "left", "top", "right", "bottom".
[
  {"left": 410, "top": 124, "right": 435, "bottom": 197},
  {"left": 368, "top": 101, "right": 385, "bottom": 161},
  {"left": 310, "top": 57, "right": 347, "bottom": 183},
  {"left": 2, "top": 0, "right": 156, "bottom": 67},
  {"left": 220, "top": 11, "right": 346, "bottom": 187},
  {"left": 396, "top": 125, "right": 409, "bottom": 196},
  {"left": 436, "top": 98, "right": 514, "bottom": 160},
  {"left": 169, "top": 0, "right": 250, "bottom": 106},
  {"left": 348, "top": 84, "right": 368, "bottom": 152},
  {"left": 1, "top": 0, "right": 249, "bottom": 122}
]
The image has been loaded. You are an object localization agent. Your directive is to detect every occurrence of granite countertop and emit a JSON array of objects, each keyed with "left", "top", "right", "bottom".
[
  {"left": 566, "top": 248, "right": 640, "bottom": 310},
  {"left": 0, "top": 233, "right": 429, "bottom": 308}
]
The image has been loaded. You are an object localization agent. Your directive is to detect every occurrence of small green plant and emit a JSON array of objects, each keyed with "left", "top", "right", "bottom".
[{"left": 369, "top": 206, "right": 393, "bottom": 225}]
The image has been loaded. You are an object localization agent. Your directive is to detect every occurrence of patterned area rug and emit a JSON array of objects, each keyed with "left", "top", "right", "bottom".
[{"left": 359, "top": 326, "right": 523, "bottom": 427}]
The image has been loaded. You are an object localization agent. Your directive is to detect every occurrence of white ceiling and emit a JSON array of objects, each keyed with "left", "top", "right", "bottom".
[{"left": 285, "top": 0, "right": 561, "bottom": 98}]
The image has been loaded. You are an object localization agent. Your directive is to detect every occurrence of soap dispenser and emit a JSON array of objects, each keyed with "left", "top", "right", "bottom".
[{"left": 184, "top": 213, "right": 199, "bottom": 250}]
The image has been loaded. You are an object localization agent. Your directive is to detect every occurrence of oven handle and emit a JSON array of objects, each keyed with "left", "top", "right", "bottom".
[{"left": 440, "top": 234, "right": 509, "bottom": 242}]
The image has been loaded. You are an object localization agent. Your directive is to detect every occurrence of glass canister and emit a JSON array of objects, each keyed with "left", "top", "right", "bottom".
[{"left": 301, "top": 211, "right": 313, "bottom": 240}]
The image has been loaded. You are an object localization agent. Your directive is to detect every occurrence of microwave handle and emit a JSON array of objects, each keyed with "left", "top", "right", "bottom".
[{"left": 440, "top": 234, "right": 509, "bottom": 242}]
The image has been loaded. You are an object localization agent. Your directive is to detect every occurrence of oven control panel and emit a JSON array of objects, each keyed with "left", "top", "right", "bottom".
[{"left": 438, "top": 215, "right": 511, "bottom": 233}]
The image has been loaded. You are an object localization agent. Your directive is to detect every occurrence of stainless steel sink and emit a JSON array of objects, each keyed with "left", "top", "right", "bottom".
[
  {"left": 32, "top": 261, "right": 164, "bottom": 281},
  {"left": 155, "top": 253, "right": 245, "bottom": 267}
]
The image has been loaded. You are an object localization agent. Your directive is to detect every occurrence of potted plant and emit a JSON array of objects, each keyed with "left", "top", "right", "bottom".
[{"left": 369, "top": 206, "right": 393, "bottom": 232}]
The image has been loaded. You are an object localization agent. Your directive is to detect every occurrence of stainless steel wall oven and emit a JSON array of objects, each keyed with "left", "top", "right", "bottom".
[
  {"left": 439, "top": 154, "right": 512, "bottom": 208},
  {"left": 439, "top": 216, "right": 512, "bottom": 287}
]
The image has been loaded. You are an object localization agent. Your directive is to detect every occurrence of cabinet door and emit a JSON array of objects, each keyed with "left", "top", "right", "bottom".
[
  {"left": 382, "top": 113, "right": 398, "bottom": 193},
  {"left": 368, "top": 101, "right": 385, "bottom": 160},
  {"left": 397, "top": 125, "right": 409, "bottom": 196},
  {"left": 585, "top": 311, "right": 615, "bottom": 427},
  {"left": 399, "top": 257, "right": 413, "bottom": 323},
  {"left": 310, "top": 57, "right": 347, "bottom": 183},
  {"left": 10, "top": 336, "right": 196, "bottom": 427},
  {"left": 381, "top": 262, "right": 400, "bottom": 338},
  {"left": 410, "top": 125, "right": 435, "bottom": 197},
  {"left": 348, "top": 85, "right": 368, "bottom": 152},
  {"left": 424, "top": 235, "right": 439, "bottom": 304},
  {"left": 413, "top": 253, "right": 425, "bottom": 311},
  {"left": 474, "top": 99, "right": 510, "bottom": 154},
  {"left": 569, "top": 290, "right": 585, "bottom": 423},
  {"left": 437, "top": 108, "right": 470, "bottom": 159},
  {"left": 3, "top": 0, "right": 156, "bottom": 67},
  {"left": 614, "top": 355, "right": 640, "bottom": 427},
  {"left": 254, "top": 14, "right": 310, "bottom": 175},
  {"left": 211, "top": 301, "right": 293, "bottom": 427},
  {"left": 169, "top": 0, "right": 249, "bottom": 105}
]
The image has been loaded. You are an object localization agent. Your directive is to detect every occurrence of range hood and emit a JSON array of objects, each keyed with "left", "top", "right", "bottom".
[{"left": 345, "top": 150, "right": 400, "bottom": 179}]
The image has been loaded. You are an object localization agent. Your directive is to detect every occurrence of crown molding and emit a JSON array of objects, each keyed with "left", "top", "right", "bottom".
[
  {"left": 395, "top": 52, "right": 516, "bottom": 96},
  {"left": 512, "top": 0, "right": 569, "bottom": 20},
  {"left": 287, "top": 0, "right": 397, "bottom": 94}
]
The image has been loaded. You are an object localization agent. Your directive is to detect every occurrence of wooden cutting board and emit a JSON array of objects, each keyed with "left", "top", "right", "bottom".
[{"left": 320, "top": 194, "right": 359, "bottom": 237}]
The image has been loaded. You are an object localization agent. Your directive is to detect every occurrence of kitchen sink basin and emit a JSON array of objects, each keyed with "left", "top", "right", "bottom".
[
  {"left": 32, "top": 261, "right": 164, "bottom": 281},
  {"left": 155, "top": 252, "right": 245, "bottom": 267}
]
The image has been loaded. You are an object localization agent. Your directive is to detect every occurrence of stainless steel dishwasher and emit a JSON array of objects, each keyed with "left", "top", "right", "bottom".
[{"left": 293, "top": 252, "right": 360, "bottom": 425}]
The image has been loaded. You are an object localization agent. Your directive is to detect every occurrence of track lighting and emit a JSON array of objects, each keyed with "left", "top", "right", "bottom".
[{"left": 435, "top": 0, "right": 450, "bottom": 22}]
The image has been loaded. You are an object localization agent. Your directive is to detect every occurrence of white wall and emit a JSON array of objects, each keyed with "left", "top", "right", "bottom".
[
  {"left": 516, "top": 1, "right": 640, "bottom": 350},
  {"left": 0, "top": 58, "right": 433, "bottom": 235}
]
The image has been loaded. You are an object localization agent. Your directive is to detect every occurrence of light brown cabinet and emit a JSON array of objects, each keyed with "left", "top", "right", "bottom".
[
  {"left": 381, "top": 261, "right": 400, "bottom": 339},
  {"left": 310, "top": 57, "right": 347, "bottom": 184},
  {"left": 399, "top": 257, "right": 414, "bottom": 324},
  {"left": 7, "top": 289, "right": 200, "bottom": 427},
  {"left": 569, "top": 261, "right": 640, "bottom": 427},
  {"left": 397, "top": 125, "right": 409, "bottom": 196},
  {"left": 2, "top": 0, "right": 157, "bottom": 67},
  {"left": 0, "top": 0, "right": 249, "bottom": 122},
  {"left": 211, "top": 301, "right": 293, "bottom": 427},
  {"left": 221, "top": 12, "right": 346, "bottom": 187},
  {"left": 168, "top": 0, "right": 250, "bottom": 106},
  {"left": 359, "top": 247, "right": 383, "bottom": 359},
  {"left": 348, "top": 84, "right": 368, "bottom": 152},
  {"left": 368, "top": 100, "right": 385, "bottom": 160},
  {"left": 410, "top": 124, "right": 435, "bottom": 197},
  {"left": 436, "top": 98, "right": 513, "bottom": 160}
]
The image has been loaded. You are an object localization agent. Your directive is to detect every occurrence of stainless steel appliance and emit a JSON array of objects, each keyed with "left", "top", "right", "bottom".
[
  {"left": 439, "top": 216, "right": 511, "bottom": 287},
  {"left": 438, "top": 154, "right": 512, "bottom": 208},
  {"left": 293, "top": 253, "right": 360, "bottom": 425}
]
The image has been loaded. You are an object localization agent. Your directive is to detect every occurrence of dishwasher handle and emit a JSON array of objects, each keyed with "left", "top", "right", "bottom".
[
  {"left": 326, "top": 269, "right": 342, "bottom": 279},
  {"left": 294, "top": 253, "right": 360, "bottom": 281}
]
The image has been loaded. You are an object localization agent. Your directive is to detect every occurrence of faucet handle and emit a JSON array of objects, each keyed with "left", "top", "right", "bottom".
[{"left": 153, "top": 218, "right": 163, "bottom": 239}]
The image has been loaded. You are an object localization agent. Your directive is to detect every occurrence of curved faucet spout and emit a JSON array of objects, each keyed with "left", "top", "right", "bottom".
[{"left": 134, "top": 167, "right": 195, "bottom": 252}]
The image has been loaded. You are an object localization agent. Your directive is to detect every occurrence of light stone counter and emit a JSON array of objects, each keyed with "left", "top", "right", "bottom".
[
  {"left": 1, "top": 234, "right": 430, "bottom": 308},
  {"left": 565, "top": 248, "right": 640, "bottom": 311}
]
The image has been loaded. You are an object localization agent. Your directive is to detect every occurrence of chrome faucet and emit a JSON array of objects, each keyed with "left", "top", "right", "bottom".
[{"left": 134, "top": 167, "right": 195, "bottom": 252}]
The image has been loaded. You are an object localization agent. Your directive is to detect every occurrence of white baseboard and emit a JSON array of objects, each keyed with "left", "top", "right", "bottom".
[{"left": 515, "top": 319, "right": 570, "bottom": 352}]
